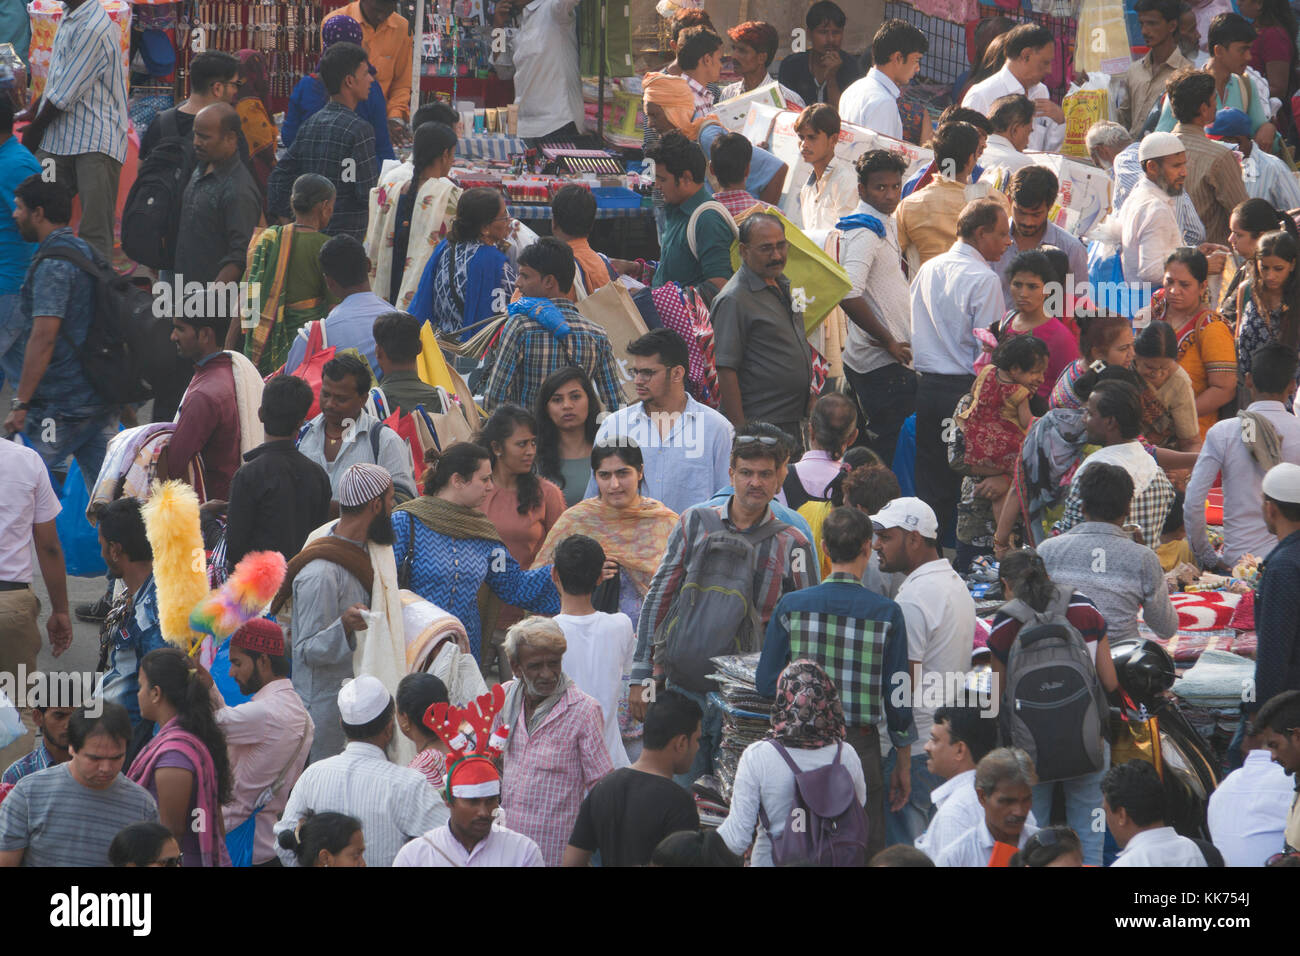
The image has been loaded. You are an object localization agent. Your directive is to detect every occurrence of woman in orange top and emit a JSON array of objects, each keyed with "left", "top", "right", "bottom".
[
  {"left": 235, "top": 50, "right": 277, "bottom": 201},
  {"left": 1141, "top": 247, "right": 1238, "bottom": 439}
]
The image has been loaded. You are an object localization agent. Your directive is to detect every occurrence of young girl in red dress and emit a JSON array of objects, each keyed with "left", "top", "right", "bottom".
[{"left": 957, "top": 334, "right": 1051, "bottom": 533}]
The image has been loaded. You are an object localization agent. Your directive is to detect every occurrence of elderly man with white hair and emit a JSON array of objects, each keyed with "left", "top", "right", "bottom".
[
  {"left": 491, "top": 617, "right": 613, "bottom": 867},
  {"left": 1087, "top": 120, "right": 1205, "bottom": 248}
]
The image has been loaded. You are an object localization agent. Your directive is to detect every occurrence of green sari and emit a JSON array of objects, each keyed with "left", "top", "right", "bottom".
[{"left": 243, "top": 225, "right": 338, "bottom": 374}]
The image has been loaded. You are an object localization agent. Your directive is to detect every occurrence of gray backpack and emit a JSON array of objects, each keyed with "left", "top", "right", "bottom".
[
  {"left": 1001, "top": 589, "right": 1108, "bottom": 783},
  {"left": 658, "top": 507, "right": 791, "bottom": 694}
]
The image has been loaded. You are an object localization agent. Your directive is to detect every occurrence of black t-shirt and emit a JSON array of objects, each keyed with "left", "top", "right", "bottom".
[{"left": 568, "top": 767, "right": 699, "bottom": 866}]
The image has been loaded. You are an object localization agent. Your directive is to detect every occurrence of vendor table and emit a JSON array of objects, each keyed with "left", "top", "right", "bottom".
[
  {"left": 457, "top": 134, "right": 526, "bottom": 161},
  {"left": 507, "top": 204, "right": 652, "bottom": 221}
]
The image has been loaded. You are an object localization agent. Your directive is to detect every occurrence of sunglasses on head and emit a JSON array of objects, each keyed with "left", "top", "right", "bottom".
[{"left": 735, "top": 435, "right": 779, "bottom": 446}]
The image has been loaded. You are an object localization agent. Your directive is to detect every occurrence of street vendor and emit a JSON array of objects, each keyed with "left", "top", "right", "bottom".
[{"left": 491, "top": 0, "right": 585, "bottom": 142}]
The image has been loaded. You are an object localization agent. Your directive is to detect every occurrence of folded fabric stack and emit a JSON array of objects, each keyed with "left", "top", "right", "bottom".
[
  {"left": 1172, "top": 649, "right": 1255, "bottom": 768},
  {"left": 708, "top": 652, "right": 770, "bottom": 803},
  {"left": 690, "top": 775, "right": 728, "bottom": 830}
]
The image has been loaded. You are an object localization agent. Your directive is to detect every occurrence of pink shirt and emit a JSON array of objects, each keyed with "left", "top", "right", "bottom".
[
  {"left": 1003, "top": 316, "right": 1080, "bottom": 399},
  {"left": 483, "top": 478, "right": 566, "bottom": 629},
  {"left": 493, "top": 682, "right": 613, "bottom": 867},
  {"left": 214, "top": 679, "right": 315, "bottom": 865},
  {"left": 791, "top": 449, "right": 845, "bottom": 499}
]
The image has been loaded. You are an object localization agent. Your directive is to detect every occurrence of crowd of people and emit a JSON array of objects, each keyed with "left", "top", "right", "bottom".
[{"left": 0, "top": 0, "right": 1298, "bottom": 870}]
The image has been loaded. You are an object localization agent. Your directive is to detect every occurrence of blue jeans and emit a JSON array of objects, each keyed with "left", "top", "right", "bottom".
[
  {"left": 668, "top": 683, "right": 722, "bottom": 790},
  {"left": 882, "top": 746, "right": 945, "bottom": 846},
  {"left": 0, "top": 292, "right": 20, "bottom": 390},
  {"left": 1031, "top": 769, "right": 1106, "bottom": 865},
  {"left": 23, "top": 406, "right": 116, "bottom": 495}
]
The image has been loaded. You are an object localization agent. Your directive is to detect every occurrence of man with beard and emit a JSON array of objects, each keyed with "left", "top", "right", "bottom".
[
  {"left": 1116, "top": 131, "right": 1187, "bottom": 287},
  {"left": 272, "top": 462, "right": 399, "bottom": 760},
  {"left": 298, "top": 353, "right": 416, "bottom": 513},
  {"left": 710, "top": 214, "right": 814, "bottom": 449},
  {"left": 936, "top": 748, "right": 1039, "bottom": 866},
  {"left": 1248, "top": 690, "right": 1300, "bottom": 854},
  {"left": 208, "top": 619, "right": 314, "bottom": 866},
  {"left": 491, "top": 617, "right": 612, "bottom": 867},
  {"left": 993, "top": 166, "right": 1089, "bottom": 306},
  {"left": 1, "top": 704, "right": 74, "bottom": 785}
]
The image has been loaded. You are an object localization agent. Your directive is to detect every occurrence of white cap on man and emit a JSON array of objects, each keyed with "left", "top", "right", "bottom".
[
  {"left": 337, "top": 675, "right": 390, "bottom": 725},
  {"left": 1137, "top": 131, "right": 1185, "bottom": 162},
  {"left": 870, "top": 497, "right": 939, "bottom": 539},
  {"left": 1262, "top": 462, "right": 1300, "bottom": 504}
]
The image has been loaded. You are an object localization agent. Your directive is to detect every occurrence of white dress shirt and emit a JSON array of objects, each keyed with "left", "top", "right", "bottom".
[
  {"left": 1111, "top": 825, "right": 1207, "bottom": 867},
  {"left": 555, "top": 614, "right": 633, "bottom": 770},
  {"left": 392, "top": 823, "right": 545, "bottom": 867},
  {"left": 275, "top": 741, "right": 449, "bottom": 867},
  {"left": 491, "top": 0, "right": 584, "bottom": 138},
  {"left": 837, "top": 68, "right": 903, "bottom": 140},
  {"left": 1242, "top": 147, "right": 1300, "bottom": 211},
  {"left": 894, "top": 559, "right": 976, "bottom": 755},
  {"left": 800, "top": 157, "right": 861, "bottom": 233},
  {"left": 839, "top": 200, "right": 911, "bottom": 376},
  {"left": 915, "top": 768, "right": 1039, "bottom": 859},
  {"left": 977, "top": 133, "right": 1035, "bottom": 180},
  {"left": 909, "top": 241, "right": 1005, "bottom": 376},
  {"left": 962, "top": 61, "right": 1064, "bottom": 153},
  {"left": 1208, "top": 749, "right": 1296, "bottom": 866},
  {"left": 936, "top": 817, "right": 1039, "bottom": 866},
  {"left": 1185, "top": 402, "right": 1300, "bottom": 567},
  {"left": 1112, "top": 142, "right": 1205, "bottom": 247},
  {"left": 717, "top": 739, "right": 867, "bottom": 867},
  {"left": 1119, "top": 175, "right": 1182, "bottom": 287}
]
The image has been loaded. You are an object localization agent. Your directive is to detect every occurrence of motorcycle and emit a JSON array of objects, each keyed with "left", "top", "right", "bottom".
[{"left": 1110, "top": 638, "right": 1222, "bottom": 840}]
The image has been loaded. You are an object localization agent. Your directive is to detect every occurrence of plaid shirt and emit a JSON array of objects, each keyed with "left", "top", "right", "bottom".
[
  {"left": 714, "top": 188, "right": 762, "bottom": 219},
  {"left": 482, "top": 297, "right": 624, "bottom": 413},
  {"left": 0, "top": 741, "right": 53, "bottom": 786},
  {"left": 1053, "top": 450, "right": 1175, "bottom": 549},
  {"left": 267, "top": 102, "right": 378, "bottom": 240},
  {"left": 633, "top": 501, "right": 820, "bottom": 682},
  {"left": 755, "top": 572, "right": 916, "bottom": 745}
]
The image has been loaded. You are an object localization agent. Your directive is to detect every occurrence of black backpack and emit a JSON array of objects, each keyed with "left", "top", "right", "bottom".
[
  {"left": 31, "top": 244, "right": 169, "bottom": 406},
  {"left": 121, "top": 110, "right": 196, "bottom": 270}
]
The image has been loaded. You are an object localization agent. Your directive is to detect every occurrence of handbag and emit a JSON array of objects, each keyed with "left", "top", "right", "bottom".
[
  {"left": 225, "top": 723, "right": 310, "bottom": 867},
  {"left": 591, "top": 566, "right": 621, "bottom": 613},
  {"left": 287, "top": 320, "right": 335, "bottom": 420}
]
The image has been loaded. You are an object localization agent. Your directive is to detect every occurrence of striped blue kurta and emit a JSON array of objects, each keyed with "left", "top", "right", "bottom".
[{"left": 42, "top": 0, "right": 128, "bottom": 162}]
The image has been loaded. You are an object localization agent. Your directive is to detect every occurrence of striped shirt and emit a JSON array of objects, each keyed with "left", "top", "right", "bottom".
[
  {"left": 0, "top": 764, "right": 158, "bottom": 866},
  {"left": 0, "top": 741, "right": 54, "bottom": 786},
  {"left": 986, "top": 590, "right": 1108, "bottom": 664},
  {"left": 41, "top": 0, "right": 128, "bottom": 162},
  {"left": 274, "top": 741, "right": 449, "bottom": 867}
]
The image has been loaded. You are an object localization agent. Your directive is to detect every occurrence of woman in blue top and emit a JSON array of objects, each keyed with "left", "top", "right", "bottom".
[
  {"left": 410, "top": 187, "right": 516, "bottom": 340},
  {"left": 392, "top": 441, "right": 558, "bottom": 662},
  {"left": 281, "top": 15, "right": 396, "bottom": 162}
]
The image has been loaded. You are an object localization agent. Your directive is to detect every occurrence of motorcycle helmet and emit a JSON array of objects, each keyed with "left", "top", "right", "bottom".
[{"left": 1110, "top": 638, "right": 1177, "bottom": 699}]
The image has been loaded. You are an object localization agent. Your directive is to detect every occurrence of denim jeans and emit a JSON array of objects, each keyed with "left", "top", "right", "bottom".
[
  {"left": 1031, "top": 769, "right": 1106, "bottom": 865},
  {"left": 844, "top": 362, "right": 918, "bottom": 473},
  {"left": 667, "top": 682, "right": 722, "bottom": 790},
  {"left": 882, "top": 746, "right": 945, "bottom": 846},
  {"left": 23, "top": 406, "right": 116, "bottom": 494},
  {"left": 0, "top": 292, "right": 20, "bottom": 390}
]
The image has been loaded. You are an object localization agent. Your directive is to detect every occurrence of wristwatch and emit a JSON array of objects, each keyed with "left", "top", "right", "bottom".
[{"left": 9, "top": 398, "right": 28, "bottom": 412}]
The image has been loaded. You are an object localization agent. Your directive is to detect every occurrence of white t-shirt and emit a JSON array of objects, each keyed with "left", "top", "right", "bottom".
[
  {"left": 1207, "top": 750, "right": 1295, "bottom": 867},
  {"left": 894, "top": 559, "right": 976, "bottom": 755},
  {"left": 0, "top": 438, "right": 62, "bottom": 582},
  {"left": 717, "top": 738, "right": 867, "bottom": 867},
  {"left": 556, "top": 611, "right": 633, "bottom": 769}
]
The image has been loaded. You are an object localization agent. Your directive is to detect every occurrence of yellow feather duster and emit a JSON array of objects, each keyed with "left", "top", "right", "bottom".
[{"left": 140, "top": 480, "right": 209, "bottom": 651}]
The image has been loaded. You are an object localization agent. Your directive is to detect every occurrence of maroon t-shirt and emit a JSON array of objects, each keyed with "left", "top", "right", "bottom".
[{"left": 167, "top": 352, "right": 241, "bottom": 499}]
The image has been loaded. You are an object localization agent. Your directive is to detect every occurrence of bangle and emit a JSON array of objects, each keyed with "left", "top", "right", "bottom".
[{"left": 993, "top": 537, "right": 1010, "bottom": 547}]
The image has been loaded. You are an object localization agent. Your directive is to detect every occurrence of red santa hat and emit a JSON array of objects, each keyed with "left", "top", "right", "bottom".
[{"left": 446, "top": 756, "right": 501, "bottom": 799}]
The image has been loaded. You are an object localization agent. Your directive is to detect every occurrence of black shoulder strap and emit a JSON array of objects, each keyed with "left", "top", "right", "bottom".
[
  {"left": 159, "top": 108, "right": 182, "bottom": 141},
  {"left": 369, "top": 420, "right": 388, "bottom": 460},
  {"left": 30, "top": 245, "right": 104, "bottom": 349}
]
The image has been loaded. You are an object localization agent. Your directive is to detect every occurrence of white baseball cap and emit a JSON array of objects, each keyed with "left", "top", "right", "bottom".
[{"left": 870, "top": 497, "right": 939, "bottom": 539}]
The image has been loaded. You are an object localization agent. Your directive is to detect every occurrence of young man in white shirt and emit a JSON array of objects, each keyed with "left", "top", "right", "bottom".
[
  {"left": 1185, "top": 344, "right": 1300, "bottom": 571},
  {"left": 872, "top": 497, "right": 976, "bottom": 845},
  {"left": 978, "top": 94, "right": 1035, "bottom": 181},
  {"left": 796, "top": 103, "right": 859, "bottom": 233},
  {"left": 1248, "top": 690, "right": 1300, "bottom": 855},
  {"left": 1106, "top": 759, "right": 1208, "bottom": 866},
  {"left": 1207, "top": 746, "right": 1295, "bottom": 866},
  {"left": 908, "top": 198, "right": 1011, "bottom": 547},
  {"left": 837, "top": 149, "right": 915, "bottom": 469},
  {"left": 962, "top": 22, "right": 1064, "bottom": 152},
  {"left": 914, "top": 706, "right": 1000, "bottom": 861},
  {"left": 551, "top": 534, "right": 633, "bottom": 769},
  {"left": 490, "top": 0, "right": 583, "bottom": 141},
  {"left": 1116, "top": 131, "right": 1187, "bottom": 289},
  {"left": 936, "top": 747, "right": 1039, "bottom": 866},
  {"left": 838, "top": 18, "right": 927, "bottom": 141}
]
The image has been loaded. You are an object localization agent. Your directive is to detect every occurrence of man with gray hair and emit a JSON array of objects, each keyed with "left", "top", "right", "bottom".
[
  {"left": 710, "top": 212, "right": 814, "bottom": 448},
  {"left": 909, "top": 197, "right": 1011, "bottom": 547},
  {"left": 1087, "top": 120, "right": 1205, "bottom": 247},
  {"left": 935, "top": 747, "right": 1039, "bottom": 866},
  {"left": 491, "top": 617, "right": 613, "bottom": 866}
]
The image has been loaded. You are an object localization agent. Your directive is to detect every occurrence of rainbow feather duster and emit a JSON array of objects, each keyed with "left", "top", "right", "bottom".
[
  {"left": 190, "top": 551, "right": 287, "bottom": 639},
  {"left": 140, "top": 480, "right": 210, "bottom": 651}
]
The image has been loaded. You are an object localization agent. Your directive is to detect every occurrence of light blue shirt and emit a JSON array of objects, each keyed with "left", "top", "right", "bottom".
[
  {"left": 995, "top": 220, "right": 1090, "bottom": 306},
  {"left": 585, "top": 395, "right": 734, "bottom": 515},
  {"left": 0, "top": 137, "right": 42, "bottom": 296},
  {"left": 283, "top": 291, "right": 389, "bottom": 374},
  {"left": 910, "top": 240, "right": 1004, "bottom": 376}
]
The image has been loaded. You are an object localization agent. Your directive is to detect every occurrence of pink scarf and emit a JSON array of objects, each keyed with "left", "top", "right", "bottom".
[{"left": 128, "top": 719, "right": 230, "bottom": 867}]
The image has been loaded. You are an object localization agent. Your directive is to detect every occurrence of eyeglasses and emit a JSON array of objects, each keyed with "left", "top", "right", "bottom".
[
  {"left": 735, "top": 435, "right": 779, "bottom": 446},
  {"left": 155, "top": 855, "right": 183, "bottom": 867},
  {"left": 629, "top": 366, "right": 663, "bottom": 381}
]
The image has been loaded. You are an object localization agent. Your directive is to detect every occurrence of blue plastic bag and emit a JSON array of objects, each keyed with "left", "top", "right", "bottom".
[
  {"left": 225, "top": 810, "right": 260, "bottom": 867},
  {"left": 212, "top": 636, "right": 253, "bottom": 708},
  {"left": 54, "top": 460, "right": 106, "bottom": 577}
]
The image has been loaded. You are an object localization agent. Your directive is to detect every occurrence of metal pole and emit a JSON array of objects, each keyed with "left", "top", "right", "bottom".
[
  {"left": 596, "top": 0, "right": 606, "bottom": 142},
  {"left": 412, "top": 0, "right": 425, "bottom": 120}
]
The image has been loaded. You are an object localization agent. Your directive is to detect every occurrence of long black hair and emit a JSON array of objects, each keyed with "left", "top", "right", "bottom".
[
  {"left": 998, "top": 548, "right": 1059, "bottom": 613},
  {"left": 482, "top": 404, "right": 543, "bottom": 514},
  {"left": 139, "top": 647, "right": 233, "bottom": 804},
  {"left": 276, "top": 810, "right": 362, "bottom": 866},
  {"left": 1257, "top": 229, "right": 1300, "bottom": 350},
  {"left": 535, "top": 366, "right": 600, "bottom": 490}
]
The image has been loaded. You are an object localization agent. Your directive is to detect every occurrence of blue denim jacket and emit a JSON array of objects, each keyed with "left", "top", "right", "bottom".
[{"left": 97, "top": 575, "right": 167, "bottom": 727}]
